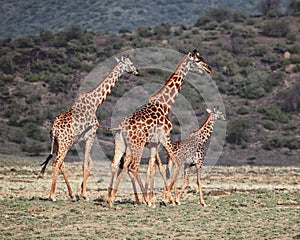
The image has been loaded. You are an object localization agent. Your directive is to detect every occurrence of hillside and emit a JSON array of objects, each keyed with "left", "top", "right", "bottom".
[
  {"left": 0, "top": 0, "right": 290, "bottom": 39},
  {"left": 0, "top": 8, "right": 299, "bottom": 166}
]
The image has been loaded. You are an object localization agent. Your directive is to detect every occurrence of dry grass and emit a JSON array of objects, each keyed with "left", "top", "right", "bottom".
[{"left": 0, "top": 155, "right": 299, "bottom": 239}]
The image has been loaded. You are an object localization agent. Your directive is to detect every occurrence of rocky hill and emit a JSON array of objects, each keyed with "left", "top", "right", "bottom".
[{"left": 0, "top": 7, "right": 299, "bottom": 166}]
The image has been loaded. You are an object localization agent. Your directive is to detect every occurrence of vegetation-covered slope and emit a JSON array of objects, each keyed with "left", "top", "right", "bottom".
[
  {"left": 0, "top": 6, "right": 299, "bottom": 166},
  {"left": 0, "top": 0, "right": 291, "bottom": 39}
]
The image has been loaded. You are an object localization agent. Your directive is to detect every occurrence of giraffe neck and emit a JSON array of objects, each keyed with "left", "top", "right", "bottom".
[
  {"left": 84, "top": 62, "right": 124, "bottom": 109},
  {"left": 148, "top": 54, "right": 190, "bottom": 111},
  {"left": 192, "top": 113, "right": 215, "bottom": 145}
]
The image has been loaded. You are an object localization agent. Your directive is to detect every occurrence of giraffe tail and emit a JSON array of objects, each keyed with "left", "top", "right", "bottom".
[
  {"left": 38, "top": 154, "right": 53, "bottom": 179},
  {"left": 38, "top": 129, "right": 56, "bottom": 179}
]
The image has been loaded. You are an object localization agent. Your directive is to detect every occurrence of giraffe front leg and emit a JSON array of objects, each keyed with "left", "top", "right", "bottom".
[
  {"left": 176, "top": 167, "right": 190, "bottom": 205},
  {"left": 196, "top": 163, "right": 206, "bottom": 206},
  {"left": 145, "top": 145, "right": 157, "bottom": 207},
  {"left": 156, "top": 153, "right": 169, "bottom": 200}
]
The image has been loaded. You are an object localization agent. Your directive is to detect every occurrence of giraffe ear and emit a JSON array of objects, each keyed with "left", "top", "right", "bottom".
[
  {"left": 206, "top": 108, "right": 212, "bottom": 114},
  {"left": 115, "top": 57, "right": 120, "bottom": 62}
]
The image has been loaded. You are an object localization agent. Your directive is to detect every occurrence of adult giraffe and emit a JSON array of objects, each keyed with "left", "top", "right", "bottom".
[
  {"left": 105, "top": 50, "right": 212, "bottom": 207},
  {"left": 39, "top": 56, "right": 139, "bottom": 201}
]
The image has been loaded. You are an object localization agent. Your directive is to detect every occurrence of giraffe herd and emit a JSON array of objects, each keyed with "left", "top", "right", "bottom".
[{"left": 39, "top": 49, "right": 226, "bottom": 207}]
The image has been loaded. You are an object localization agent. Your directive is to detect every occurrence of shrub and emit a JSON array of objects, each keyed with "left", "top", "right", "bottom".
[
  {"left": 257, "top": 105, "right": 289, "bottom": 123},
  {"left": 226, "top": 119, "right": 251, "bottom": 145},
  {"left": 256, "top": 0, "right": 281, "bottom": 15},
  {"left": 206, "top": 6, "right": 232, "bottom": 23},
  {"left": 137, "top": 25, "right": 152, "bottom": 38},
  {"left": 261, "top": 20, "right": 290, "bottom": 37},
  {"left": 263, "top": 135, "right": 300, "bottom": 150},
  {"left": 278, "top": 81, "right": 300, "bottom": 112},
  {"left": 46, "top": 73, "right": 73, "bottom": 93},
  {"left": 24, "top": 72, "right": 45, "bottom": 82},
  {"left": 21, "top": 140, "right": 46, "bottom": 156},
  {"left": 286, "top": 0, "right": 300, "bottom": 15},
  {"left": 236, "top": 106, "right": 250, "bottom": 115},
  {"left": 261, "top": 120, "right": 277, "bottom": 130}
]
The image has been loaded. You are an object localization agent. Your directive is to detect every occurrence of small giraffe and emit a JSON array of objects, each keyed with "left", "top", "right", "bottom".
[
  {"left": 39, "top": 56, "right": 139, "bottom": 201},
  {"left": 165, "top": 107, "right": 225, "bottom": 206},
  {"left": 105, "top": 50, "right": 212, "bottom": 207}
]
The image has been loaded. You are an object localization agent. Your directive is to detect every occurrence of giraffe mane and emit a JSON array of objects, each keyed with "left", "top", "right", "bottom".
[
  {"left": 189, "top": 113, "right": 213, "bottom": 136},
  {"left": 148, "top": 53, "right": 190, "bottom": 101}
]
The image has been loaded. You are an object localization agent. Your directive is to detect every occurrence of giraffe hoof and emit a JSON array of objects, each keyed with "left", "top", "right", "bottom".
[
  {"left": 82, "top": 196, "right": 90, "bottom": 201},
  {"left": 50, "top": 197, "right": 56, "bottom": 202}
]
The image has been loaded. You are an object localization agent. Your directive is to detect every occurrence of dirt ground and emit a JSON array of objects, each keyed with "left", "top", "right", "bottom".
[{"left": 0, "top": 155, "right": 299, "bottom": 239}]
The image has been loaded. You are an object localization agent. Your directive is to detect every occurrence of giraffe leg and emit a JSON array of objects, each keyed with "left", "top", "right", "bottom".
[
  {"left": 108, "top": 153, "right": 130, "bottom": 207},
  {"left": 196, "top": 163, "right": 206, "bottom": 206},
  {"left": 78, "top": 132, "right": 96, "bottom": 200},
  {"left": 127, "top": 147, "right": 148, "bottom": 205},
  {"left": 107, "top": 132, "right": 125, "bottom": 205},
  {"left": 176, "top": 167, "right": 190, "bottom": 205},
  {"left": 165, "top": 164, "right": 180, "bottom": 205},
  {"left": 145, "top": 145, "right": 157, "bottom": 207},
  {"left": 127, "top": 170, "right": 141, "bottom": 205},
  {"left": 49, "top": 149, "right": 68, "bottom": 201},
  {"left": 60, "top": 162, "right": 76, "bottom": 201},
  {"left": 156, "top": 152, "right": 169, "bottom": 199}
]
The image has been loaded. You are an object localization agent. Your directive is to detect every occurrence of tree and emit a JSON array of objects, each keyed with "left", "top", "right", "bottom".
[
  {"left": 287, "top": 0, "right": 300, "bottom": 15},
  {"left": 256, "top": 0, "right": 281, "bottom": 15}
]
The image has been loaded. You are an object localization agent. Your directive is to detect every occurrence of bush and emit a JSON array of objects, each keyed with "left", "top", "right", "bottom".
[
  {"left": 261, "top": 120, "right": 277, "bottom": 130},
  {"left": 137, "top": 25, "right": 152, "bottom": 38},
  {"left": 46, "top": 73, "right": 73, "bottom": 93},
  {"left": 261, "top": 20, "right": 290, "bottom": 37},
  {"left": 226, "top": 119, "right": 251, "bottom": 145},
  {"left": 257, "top": 105, "right": 289, "bottom": 123},
  {"left": 278, "top": 81, "right": 300, "bottom": 112},
  {"left": 24, "top": 72, "right": 45, "bottom": 82},
  {"left": 236, "top": 106, "right": 250, "bottom": 115},
  {"left": 263, "top": 135, "right": 300, "bottom": 150},
  {"left": 21, "top": 140, "right": 46, "bottom": 156},
  {"left": 206, "top": 6, "right": 232, "bottom": 23}
]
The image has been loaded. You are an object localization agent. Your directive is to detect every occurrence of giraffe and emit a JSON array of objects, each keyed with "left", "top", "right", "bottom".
[
  {"left": 104, "top": 50, "right": 212, "bottom": 207},
  {"left": 165, "top": 107, "right": 226, "bottom": 206},
  {"left": 38, "top": 56, "right": 139, "bottom": 201}
]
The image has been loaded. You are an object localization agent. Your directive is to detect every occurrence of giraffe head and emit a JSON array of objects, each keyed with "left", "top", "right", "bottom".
[
  {"left": 188, "top": 49, "right": 213, "bottom": 75},
  {"left": 206, "top": 107, "right": 226, "bottom": 122},
  {"left": 115, "top": 56, "right": 139, "bottom": 76}
]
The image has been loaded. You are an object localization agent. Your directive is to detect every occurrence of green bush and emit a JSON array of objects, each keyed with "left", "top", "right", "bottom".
[
  {"left": 24, "top": 72, "right": 45, "bottom": 82},
  {"left": 263, "top": 135, "right": 300, "bottom": 150},
  {"left": 236, "top": 106, "right": 250, "bottom": 115},
  {"left": 206, "top": 6, "right": 232, "bottom": 23},
  {"left": 261, "top": 120, "right": 277, "bottom": 130},
  {"left": 21, "top": 140, "right": 46, "bottom": 156},
  {"left": 46, "top": 73, "right": 73, "bottom": 93},
  {"left": 257, "top": 105, "right": 289, "bottom": 123},
  {"left": 261, "top": 20, "right": 290, "bottom": 37},
  {"left": 226, "top": 119, "right": 251, "bottom": 145}
]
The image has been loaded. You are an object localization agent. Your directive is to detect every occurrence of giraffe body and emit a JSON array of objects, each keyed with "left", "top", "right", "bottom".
[
  {"left": 106, "top": 50, "right": 212, "bottom": 207},
  {"left": 166, "top": 107, "right": 226, "bottom": 206},
  {"left": 39, "top": 56, "right": 139, "bottom": 201}
]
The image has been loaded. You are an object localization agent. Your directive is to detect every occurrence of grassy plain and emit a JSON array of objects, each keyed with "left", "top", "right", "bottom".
[{"left": 0, "top": 156, "right": 299, "bottom": 239}]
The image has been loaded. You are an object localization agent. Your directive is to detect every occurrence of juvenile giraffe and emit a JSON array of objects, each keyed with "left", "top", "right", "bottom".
[
  {"left": 165, "top": 107, "right": 225, "bottom": 206},
  {"left": 39, "top": 56, "right": 139, "bottom": 201},
  {"left": 105, "top": 50, "right": 212, "bottom": 207}
]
